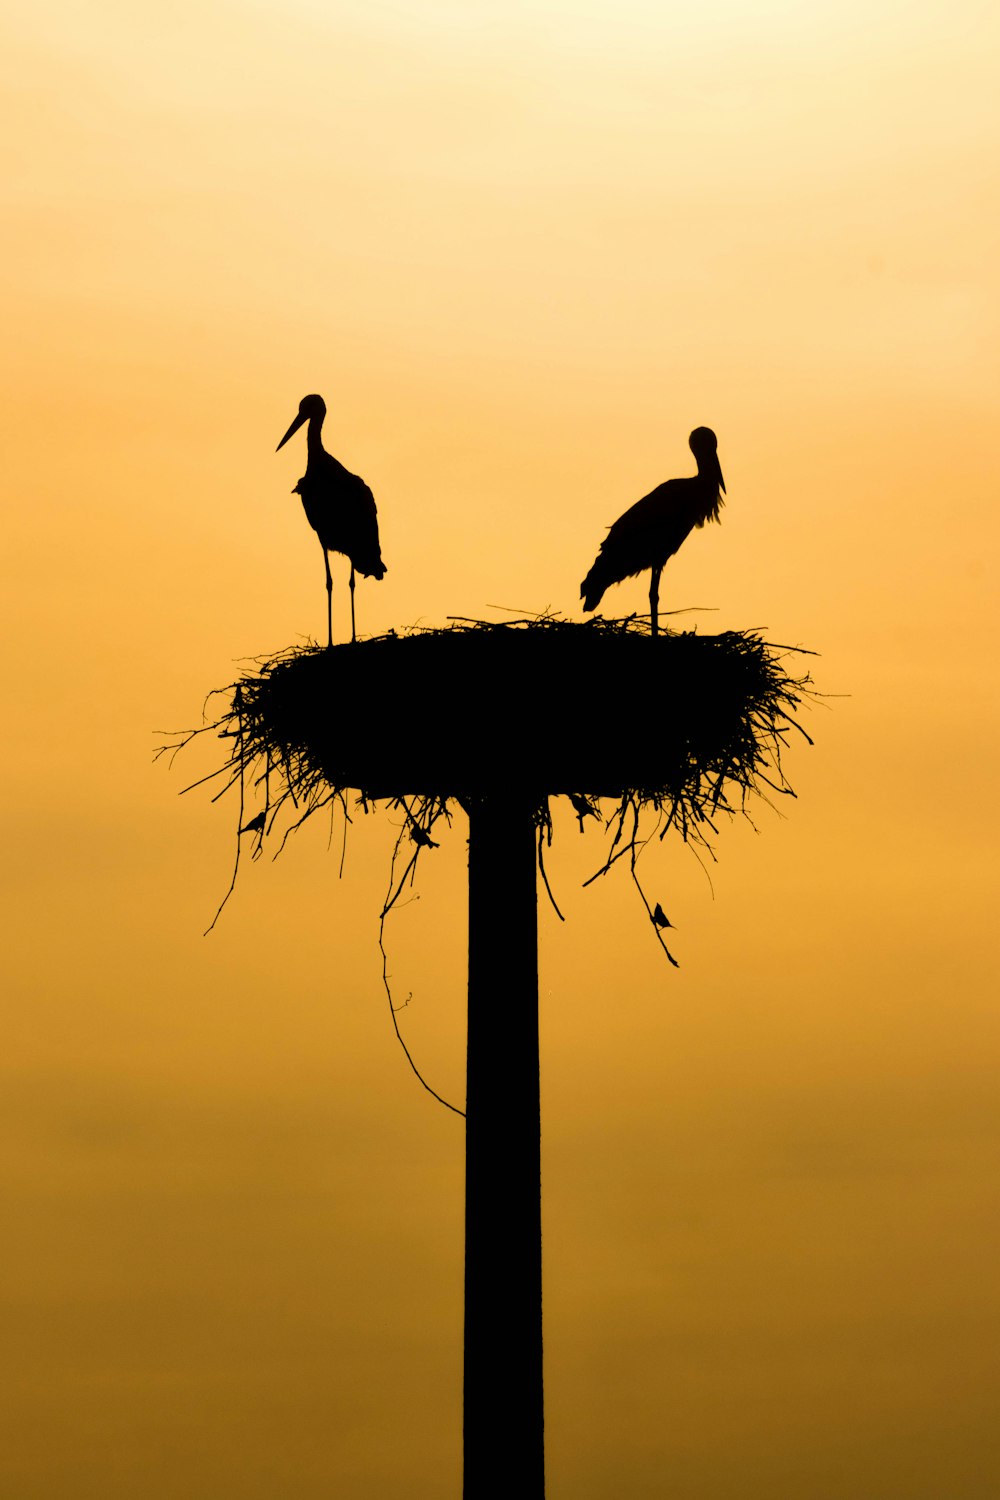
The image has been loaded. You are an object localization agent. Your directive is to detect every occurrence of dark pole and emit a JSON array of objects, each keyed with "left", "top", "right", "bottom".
[{"left": 464, "top": 795, "right": 544, "bottom": 1499}]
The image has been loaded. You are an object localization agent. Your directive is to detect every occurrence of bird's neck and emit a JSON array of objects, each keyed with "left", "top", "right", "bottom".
[
  {"left": 695, "top": 467, "right": 724, "bottom": 525},
  {"left": 306, "top": 416, "right": 326, "bottom": 457}
]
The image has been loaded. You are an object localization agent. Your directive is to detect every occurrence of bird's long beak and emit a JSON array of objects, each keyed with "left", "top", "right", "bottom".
[
  {"left": 276, "top": 411, "right": 306, "bottom": 452},
  {"left": 715, "top": 454, "right": 726, "bottom": 494}
]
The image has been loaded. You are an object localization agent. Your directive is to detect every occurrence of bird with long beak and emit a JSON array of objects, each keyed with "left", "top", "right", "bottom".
[
  {"left": 580, "top": 427, "right": 726, "bottom": 636},
  {"left": 276, "top": 394, "right": 386, "bottom": 645}
]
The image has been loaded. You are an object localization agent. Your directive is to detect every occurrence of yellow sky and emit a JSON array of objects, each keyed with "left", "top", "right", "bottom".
[{"left": 3, "top": 1, "right": 999, "bottom": 1495}]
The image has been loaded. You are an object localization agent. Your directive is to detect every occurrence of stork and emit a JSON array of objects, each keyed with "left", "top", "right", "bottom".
[
  {"left": 276, "top": 394, "right": 386, "bottom": 645},
  {"left": 580, "top": 427, "right": 725, "bottom": 636}
]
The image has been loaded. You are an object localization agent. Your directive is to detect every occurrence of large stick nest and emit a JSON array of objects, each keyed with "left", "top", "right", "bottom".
[{"left": 180, "top": 617, "right": 812, "bottom": 846}]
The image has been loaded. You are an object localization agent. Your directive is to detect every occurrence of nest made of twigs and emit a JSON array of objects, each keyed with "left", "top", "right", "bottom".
[{"left": 174, "top": 616, "right": 812, "bottom": 849}]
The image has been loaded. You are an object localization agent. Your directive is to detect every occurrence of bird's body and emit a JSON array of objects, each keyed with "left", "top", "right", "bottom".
[
  {"left": 276, "top": 393, "right": 385, "bottom": 644},
  {"left": 292, "top": 455, "right": 384, "bottom": 579},
  {"left": 580, "top": 426, "right": 725, "bottom": 635}
]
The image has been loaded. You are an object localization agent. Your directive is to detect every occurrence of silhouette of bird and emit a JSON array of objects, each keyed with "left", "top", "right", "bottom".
[
  {"left": 580, "top": 427, "right": 725, "bottom": 636},
  {"left": 276, "top": 394, "right": 386, "bottom": 645}
]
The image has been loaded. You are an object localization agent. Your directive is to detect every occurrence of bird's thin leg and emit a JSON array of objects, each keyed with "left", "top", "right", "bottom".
[
  {"left": 322, "top": 546, "right": 333, "bottom": 648},
  {"left": 349, "top": 564, "right": 356, "bottom": 644},
  {"left": 649, "top": 566, "right": 662, "bottom": 637}
]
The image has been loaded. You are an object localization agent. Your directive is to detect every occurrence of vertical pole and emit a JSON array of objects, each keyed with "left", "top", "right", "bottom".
[{"left": 464, "top": 796, "right": 544, "bottom": 1499}]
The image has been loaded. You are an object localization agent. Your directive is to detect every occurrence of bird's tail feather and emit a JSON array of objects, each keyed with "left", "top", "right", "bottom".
[{"left": 356, "top": 549, "right": 386, "bottom": 580}]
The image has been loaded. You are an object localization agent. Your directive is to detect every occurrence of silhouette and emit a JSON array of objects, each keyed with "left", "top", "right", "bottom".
[
  {"left": 580, "top": 427, "right": 725, "bottom": 635},
  {"left": 276, "top": 394, "right": 386, "bottom": 645},
  {"left": 176, "top": 615, "right": 813, "bottom": 1500}
]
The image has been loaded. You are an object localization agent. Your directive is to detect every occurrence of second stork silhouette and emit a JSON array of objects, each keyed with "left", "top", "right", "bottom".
[
  {"left": 580, "top": 427, "right": 725, "bottom": 636},
  {"left": 277, "top": 394, "right": 386, "bottom": 645}
]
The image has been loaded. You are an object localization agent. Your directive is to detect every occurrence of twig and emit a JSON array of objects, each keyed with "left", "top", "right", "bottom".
[{"left": 378, "top": 809, "right": 465, "bottom": 1117}]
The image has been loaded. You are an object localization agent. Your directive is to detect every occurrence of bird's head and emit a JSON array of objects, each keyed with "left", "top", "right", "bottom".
[
  {"left": 276, "top": 393, "right": 326, "bottom": 451},
  {"left": 689, "top": 426, "right": 725, "bottom": 493}
]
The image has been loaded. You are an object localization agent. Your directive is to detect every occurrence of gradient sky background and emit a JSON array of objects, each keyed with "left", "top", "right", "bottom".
[{"left": 4, "top": 1, "right": 999, "bottom": 1495}]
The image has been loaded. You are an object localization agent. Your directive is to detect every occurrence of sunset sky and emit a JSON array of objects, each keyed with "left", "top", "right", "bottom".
[{"left": 4, "top": 1, "right": 999, "bottom": 1494}]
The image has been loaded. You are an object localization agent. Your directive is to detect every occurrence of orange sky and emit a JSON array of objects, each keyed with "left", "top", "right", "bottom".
[{"left": 4, "top": 2, "right": 999, "bottom": 1495}]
